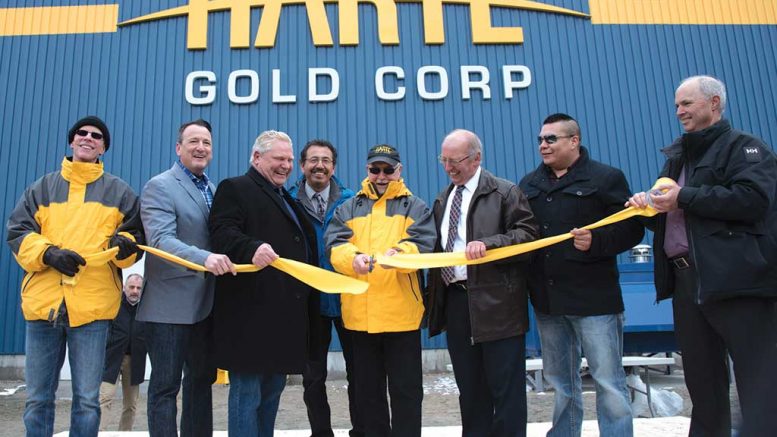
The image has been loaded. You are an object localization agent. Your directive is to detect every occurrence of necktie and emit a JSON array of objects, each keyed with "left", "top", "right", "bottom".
[
  {"left": 275, "top": 188, "right": 302, "bottom": 229},
  {"left": 441, "top": 185, "right": 465, "bottom": 285},
  {"left": 312, "top": 192, "right": 326, "bottom": 222},
  {"left": 276, "top": 188, "right": 312, "bottom": 261}
]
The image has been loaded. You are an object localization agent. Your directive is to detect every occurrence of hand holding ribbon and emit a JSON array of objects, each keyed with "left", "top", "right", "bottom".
[
  {"left": 79, "top": 245, "right": 369, "bottom": 295},
  {"left": 373, "top": 179, "right": 668, "bottom": 270}
]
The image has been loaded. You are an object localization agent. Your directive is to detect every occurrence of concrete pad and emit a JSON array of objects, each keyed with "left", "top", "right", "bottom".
[{"left": 56, "top": 417, "right": 691, "bottom": 436}]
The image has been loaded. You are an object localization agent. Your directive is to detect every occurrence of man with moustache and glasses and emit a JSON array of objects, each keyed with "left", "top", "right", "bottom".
[{"left": 288, "top": 139, "right": 361, "bottom": 437}]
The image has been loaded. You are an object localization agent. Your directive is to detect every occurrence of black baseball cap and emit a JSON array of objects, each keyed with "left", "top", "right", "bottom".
[{"left": 366, "top": 144, "right": 401, "bottom": 166}]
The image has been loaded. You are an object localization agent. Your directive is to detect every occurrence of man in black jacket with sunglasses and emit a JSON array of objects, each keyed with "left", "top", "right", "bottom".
[{"left": 520, "top": 114, "right": 643, "bottom": 437}]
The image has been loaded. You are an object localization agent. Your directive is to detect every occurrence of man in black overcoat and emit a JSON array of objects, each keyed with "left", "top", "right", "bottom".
[{"left": 209, "top": 130, "right": 319, "bottom": 436}]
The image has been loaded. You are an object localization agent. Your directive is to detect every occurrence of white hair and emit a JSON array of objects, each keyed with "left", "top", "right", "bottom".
[
  {"left": 679, "top": 75, "right": 727, "bottom": 113},
  {"left": 249, "top": 130, "right": 292, "bottom": 163}
]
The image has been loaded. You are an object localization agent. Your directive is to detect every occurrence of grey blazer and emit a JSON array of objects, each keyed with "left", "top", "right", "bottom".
[{"left": 136, "top": 163, "right": 216, "bottom": 324}]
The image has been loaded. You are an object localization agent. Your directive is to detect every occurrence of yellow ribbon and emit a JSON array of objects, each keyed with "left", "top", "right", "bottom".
[
  {"left": 139, "top": 245, "right": 369, "bottom": 295},
  {"left": 79, "top": 245, "right": 369, "bottom": 295},
  {"left": 72, "top": 179, "right": 671, "bottom": 293},
  {"left": 374, "top": 179, "right": 668, "bottom": 270}
]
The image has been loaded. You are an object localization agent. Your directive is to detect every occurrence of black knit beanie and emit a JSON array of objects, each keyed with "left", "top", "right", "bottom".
[{"left": 68, "top": 116, "right": 111, "bottom": 151}]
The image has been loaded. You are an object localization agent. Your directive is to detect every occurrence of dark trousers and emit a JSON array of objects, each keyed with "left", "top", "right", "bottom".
[
  {"left": 446, "top": 285, "right": 527, "bottom": 437},
  {"left": 351, "top": 329, "right": 422, "bottom": 437},
  {"left": 672, "top": 263, "right": 777, "bottom": 437},
  {"left": 303, "top": 315, "right": 362, "bottom": 437},
  {"left": 145, "top": 316, "right": 216, "bottom": 437}
]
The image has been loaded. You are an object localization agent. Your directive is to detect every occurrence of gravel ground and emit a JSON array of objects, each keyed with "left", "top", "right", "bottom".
[{"left": 1, "top": 370, "right": 740, "bottom": 435}]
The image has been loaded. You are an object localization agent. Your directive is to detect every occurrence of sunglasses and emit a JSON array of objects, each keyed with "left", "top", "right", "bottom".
[
  {"left": 76, "top": 129, "right": 104, "bottom": 140},
  {"left": 368, "top": 166, "right": 397, "bottom": 175},
  {"left": 537, "top": 134, "right": 573, "bottom": 145}
]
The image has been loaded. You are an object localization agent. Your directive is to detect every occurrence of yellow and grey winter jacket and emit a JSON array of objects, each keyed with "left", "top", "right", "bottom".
[
  {"left": 325, "top": 178, "right": 435, "bottom": 333},
  {"left": 7, "top": 157, "right": 143, "bottom": 327}
]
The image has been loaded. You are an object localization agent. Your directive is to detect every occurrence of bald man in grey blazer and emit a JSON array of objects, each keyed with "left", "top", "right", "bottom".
[{"left": 137, "top": 119, "right": 235, "bottom": 437}]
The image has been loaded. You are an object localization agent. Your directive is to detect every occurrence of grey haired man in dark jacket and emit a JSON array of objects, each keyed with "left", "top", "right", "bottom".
[{"left": 628, "top": 75, "right": 777, "bottom": 436}]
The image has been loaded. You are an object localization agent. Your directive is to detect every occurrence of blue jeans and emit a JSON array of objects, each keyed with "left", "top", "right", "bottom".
[
  {"left": 536, "top": 312, "right": 633, "bottom": 437},
  {"left": 24, "top": 318, "right": 109, "bottom": 437},
  {"left": 228, "top": 372, "right": 287, "bottom": 437},
  {"left": 145, "top": 318, "right": 215, "bottom": 437}
]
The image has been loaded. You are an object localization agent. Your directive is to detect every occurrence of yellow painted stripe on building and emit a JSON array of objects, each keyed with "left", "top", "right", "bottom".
[
  {"left": 0, "top": 5, "right": 118, "bottom": 36},
  {"left": 590, "top": 0, "right": 777, "bottom": 25}
]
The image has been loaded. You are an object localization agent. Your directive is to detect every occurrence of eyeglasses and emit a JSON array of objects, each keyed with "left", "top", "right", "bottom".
[
  {"left": 305, "top": 157, "right": 333, "bottom": 165},
  {"left": 537, "top": 134, "right": 574, "bottom": 145},
  {"left": 368, "top": 166, "right": 397, "bottom": 175},
  {"left": 438, "top": 153, "right": 473, "bottom": 165},
  {"left": 75, "top": 129, "right": 104, "bottom": 140}
]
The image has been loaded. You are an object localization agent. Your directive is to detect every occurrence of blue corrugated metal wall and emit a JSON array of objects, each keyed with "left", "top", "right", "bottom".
[{"left": 1, "top": 0, "right": 775, "bottom": 353}]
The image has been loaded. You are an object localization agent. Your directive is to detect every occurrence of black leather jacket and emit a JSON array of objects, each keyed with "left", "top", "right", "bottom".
[{"left": 427, "top": 169, "right": 539, "bottom": 344}]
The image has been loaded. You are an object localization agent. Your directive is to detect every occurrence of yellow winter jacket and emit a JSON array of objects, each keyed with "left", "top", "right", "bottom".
[
  {"left": 7, "top": 158, "right": 143, "bottom": 327},
  {"left": 325, "top": 178, "right": 435, "bottom": 333}
]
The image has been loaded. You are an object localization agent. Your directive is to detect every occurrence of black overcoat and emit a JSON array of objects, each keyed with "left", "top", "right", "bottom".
[
  {"left": 208, "top": 166, "right": 320, "bottom": 374},
  {"left": 102, "top": 295, "right": 147, "bottom": 386}
]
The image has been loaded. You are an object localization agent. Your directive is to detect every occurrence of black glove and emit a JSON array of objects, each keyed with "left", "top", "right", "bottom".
[
  {"left": 110, "top": 234, "right": 139, "bottom": 261},
  {"left": 43, "top": 246, "right": 86, "bottom": 277}
]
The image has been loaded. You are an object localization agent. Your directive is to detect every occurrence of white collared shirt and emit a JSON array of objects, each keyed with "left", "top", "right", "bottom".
[{"left": 440, "top": 166, "right": 481, "bottom": 281}]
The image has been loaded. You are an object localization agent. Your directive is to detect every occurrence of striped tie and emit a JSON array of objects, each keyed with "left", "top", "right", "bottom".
[
  {"left": 313, "top": 192, "right": 326, "bottom": 221},
  {"left": 441, "top": 185, "right": 465, "bottom": 285}
]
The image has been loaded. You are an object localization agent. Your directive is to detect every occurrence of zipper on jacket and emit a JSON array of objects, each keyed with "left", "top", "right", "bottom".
[
  {"left": 466, "top": 288, "right": 476, "bottom": 345},
  {"left": 111, "top": 265, "right": 123, "bottom": 294},
  {"left": 21, "top": 272, "right": 36, "bottom": 294},
  {"left": 686, "top": 221, "right": 704, "bottom": 305},
  {"left": 463, "top": 192, "right": 479, "bottom": 345},
  {"left": 678, "top": 162, "right": 704, "bottom": 304},
  {"left": 408, "top": 274, "right": 420, "bottom": 301}
]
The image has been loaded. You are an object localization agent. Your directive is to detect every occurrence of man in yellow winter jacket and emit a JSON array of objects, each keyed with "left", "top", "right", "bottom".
[
  {"left": 6, "top": 116, "right": 143, "bottom": 437},
  {"left": 325, "top": 144, "right": 435, "bottom": 437}
]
